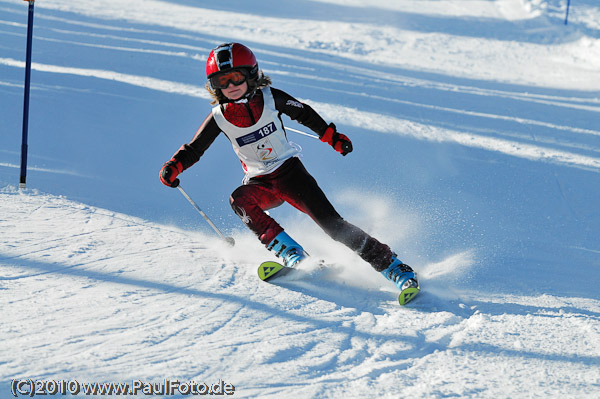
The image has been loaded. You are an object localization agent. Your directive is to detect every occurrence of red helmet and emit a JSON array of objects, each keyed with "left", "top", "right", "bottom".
[{"left": 206, "top": 43, "right": 258, "bottom": 80}]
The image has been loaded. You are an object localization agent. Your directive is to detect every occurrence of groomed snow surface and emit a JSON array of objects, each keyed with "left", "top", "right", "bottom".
[{"left": 1, "top": 1, "right": 599, "bottom": 398}]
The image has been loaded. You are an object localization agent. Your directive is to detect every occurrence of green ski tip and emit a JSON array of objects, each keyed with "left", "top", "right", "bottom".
[
  {"left": 398, "top": 287, "right": 420, "bottom": 306},
  {"left": 258, "top": 261, "right": 285, "bottom": 281}
]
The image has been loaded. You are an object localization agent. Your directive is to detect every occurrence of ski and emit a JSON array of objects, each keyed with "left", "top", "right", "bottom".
[
  {"left": 258, "top": 259, "right": 326, "bottom": 281},
  {"left": 259, "top": 260, "right": 420, "bottom": 306},
  {"left": 398, "top": 283, "right": 420, "bottom": 306},
  {"left": 258, "top": 260, "right": 294, "bottom": 281}
]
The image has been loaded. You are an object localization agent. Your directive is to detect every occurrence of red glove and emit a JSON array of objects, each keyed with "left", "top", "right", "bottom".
[
  {"left": 159, "top": 159, "right": 183, "bottom": 187},
  {"left": 320, "top": 123, "right": 353, "bottom": 156}
]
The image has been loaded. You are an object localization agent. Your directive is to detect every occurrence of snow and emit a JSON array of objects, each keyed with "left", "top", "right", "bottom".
[{"left": 1, "top": 0, "right": 599, "bottom": 398}]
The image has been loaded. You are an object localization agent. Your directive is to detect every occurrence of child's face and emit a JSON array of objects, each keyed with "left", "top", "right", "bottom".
[{"left": 222, "top": 81, "right": 248, "bottom": 101}]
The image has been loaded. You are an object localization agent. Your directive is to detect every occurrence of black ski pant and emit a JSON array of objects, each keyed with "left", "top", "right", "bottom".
[{"left": 229, "top": 157, "right": 393, "bottom": 271}]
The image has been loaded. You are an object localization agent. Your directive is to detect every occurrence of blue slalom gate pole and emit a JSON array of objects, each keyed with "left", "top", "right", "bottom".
[
  {"left": 20, "top": 0, "right": 35, "bottom": 189},
  {"left": 564, "top": 0, "right": 571, "bottom": 25}
]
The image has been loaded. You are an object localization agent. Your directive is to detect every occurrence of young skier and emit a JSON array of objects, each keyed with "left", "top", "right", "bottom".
[{"left": 160, "top": 42, "right": 419, "bottom": 302}]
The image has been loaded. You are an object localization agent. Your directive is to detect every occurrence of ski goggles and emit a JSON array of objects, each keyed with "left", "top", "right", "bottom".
[{"left": 209, "top": 69, "right": 248, "bottom": 89}]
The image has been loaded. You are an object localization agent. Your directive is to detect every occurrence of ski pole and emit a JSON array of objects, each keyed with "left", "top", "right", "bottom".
[
  {"left": 287, "top": 127, "right": 319, "bottom": 140},
  {"left": 287, "top": 127, "right": 352, "bottom": 154},
  {"left": 177, "top": 185, "right": 235, "bottom": 247}
]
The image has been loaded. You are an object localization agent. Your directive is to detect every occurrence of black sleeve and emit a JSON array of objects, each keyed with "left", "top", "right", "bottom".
[
  {"left": 172, "top": 113, "right": 222, "bottom": 171},
  {"left": 271, "top": 87, "right": 330, "bottom": 138}
]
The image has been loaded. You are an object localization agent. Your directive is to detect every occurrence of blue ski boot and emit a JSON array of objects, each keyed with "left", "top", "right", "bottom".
[
  {"left": 267, "top": 231, "right": 308, "bottom": 268},
  {"left": 381, "top": 256, "right": 420, "bottom": 305}
]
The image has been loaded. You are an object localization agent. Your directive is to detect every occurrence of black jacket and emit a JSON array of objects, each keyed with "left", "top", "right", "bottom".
[{"left": 172, "top": 87, "right": 329, "bottom": 171}]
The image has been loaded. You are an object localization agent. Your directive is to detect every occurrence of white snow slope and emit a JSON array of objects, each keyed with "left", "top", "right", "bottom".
[{"left": 1, "top": 0, "right": 599, "bottom": 398}]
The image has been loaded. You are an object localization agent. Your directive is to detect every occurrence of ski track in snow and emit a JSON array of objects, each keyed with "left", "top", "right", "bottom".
[
  {"left": 4, "top": 0, "right": 600, "bottom": 90},
  {"left": 1, "top": 189, "right": 599, "bottom": 398},
  {"left": 1, "top": 55, "right": 599, "bottom": 173}
]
